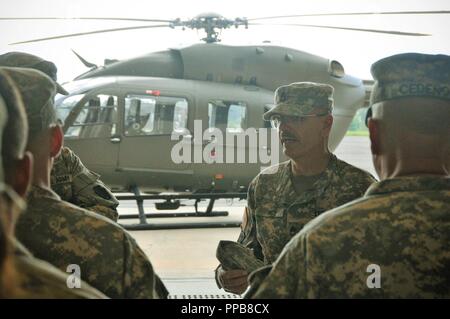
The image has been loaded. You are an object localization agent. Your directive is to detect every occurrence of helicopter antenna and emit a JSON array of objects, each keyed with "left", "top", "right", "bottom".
[
  {"left": 71, "top": 49, "right": 98, "bottom": 69},
  {"left": 172, "top": 13, "right": 248, "bottom": 43}
]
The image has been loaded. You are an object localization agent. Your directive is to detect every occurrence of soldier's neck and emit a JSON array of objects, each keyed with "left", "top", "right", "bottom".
[
  {"left": 290, "top": 151, "right": 331, "bottom": 177},
  {"left": 384, "top": 158, "right": 449, "bottom": 179},
  {"left": 31, "top": 156, "right": 52, "bottom": 189}
]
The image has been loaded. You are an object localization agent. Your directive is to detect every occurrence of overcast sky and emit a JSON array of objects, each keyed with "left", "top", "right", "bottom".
[{"left": 1, "top": 0, "right": 449, "bottom": 82}]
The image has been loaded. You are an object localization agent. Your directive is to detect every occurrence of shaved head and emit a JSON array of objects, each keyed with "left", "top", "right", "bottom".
[{"left": 369, "top": 97, "right": 450, "bottom": 178}]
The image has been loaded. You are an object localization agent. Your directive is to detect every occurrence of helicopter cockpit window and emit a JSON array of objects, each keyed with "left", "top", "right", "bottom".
[
  {"left": 208, "top": 100, "right": 247, "bottom": 133},
  {"left": 124, "top": 94, "right": 188, "bottom": 136},
  {"left": 65, "top": 94, "right": 118, "bottom": 139}
]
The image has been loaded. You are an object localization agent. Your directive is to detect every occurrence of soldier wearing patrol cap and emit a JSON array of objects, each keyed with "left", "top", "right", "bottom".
[
  {"left": 1, "top": 66, "right": 168, "bottom": 299},
  {"left": 0, "top": 52, "right": 119, "bottom": 222},
  {"left": 0, "top": 67, "right": 107, "bottom": 298},
  {"left": 249, "top": 53, "right": 450, "bottom": 299},
  {"left": 216, "top": 82, "right": 375, "bottom": 294}
]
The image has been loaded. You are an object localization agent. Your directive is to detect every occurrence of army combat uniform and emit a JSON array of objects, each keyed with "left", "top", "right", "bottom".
[
  {"left": 0, "top": 51, "right": 119, "bottom": 222},
  {"left": 0, "top": 68, "right": 105, "bottom": 299},
  {"left": 249, "top": 53, "right": 450, "bottom": 298},
  {"left": 16, "top": 186, "right": 168, "bottom": 299},
  {"left": 239, "top": 155, "right": 375, "bottom": 264},
  {"left": 51, "top": 146, "right": 119, "bottom": 222},
  {"left": 2, "top": 67, "right": 168, "bottom": 299},
  {"left": 249, "top": 176, "right": 450, "bottom": 298},
  {"left": 14, "top": 240, "right": 107, "bottom": 299},
  {"left": 215, "top": 82, "right": 375, "bottom": 289}
]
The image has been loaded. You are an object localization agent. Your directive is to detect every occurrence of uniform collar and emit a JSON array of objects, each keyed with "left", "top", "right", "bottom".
[
  {"left": 28, "top": 184, "right": 61, "bottom": 201},
  {"left": 365, "top": 175, "right": 450, "bottom": 196},
  {"left": 280, "top": 154, "right": 338, "bottom": 204}
]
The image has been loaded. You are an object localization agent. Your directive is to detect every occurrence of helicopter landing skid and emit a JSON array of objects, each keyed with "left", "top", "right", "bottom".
[{"left": 117, "top": 186, "right": 246, "bottom": 230}]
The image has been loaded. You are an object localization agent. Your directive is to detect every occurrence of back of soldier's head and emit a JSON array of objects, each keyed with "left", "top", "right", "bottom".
[
  {"left": 369, "top": 53, "right": 450, "bottom": 145},
  {"left": 369, "top": 53, "right": 450, "bottom": 130},
  {"left": 0, "top": 67, "right": 58, "bottom": 146}
]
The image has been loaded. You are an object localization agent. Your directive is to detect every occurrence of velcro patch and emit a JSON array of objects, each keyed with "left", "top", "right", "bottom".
[{"left": 52, "top": 174, "right": 72, "bottom": 184}]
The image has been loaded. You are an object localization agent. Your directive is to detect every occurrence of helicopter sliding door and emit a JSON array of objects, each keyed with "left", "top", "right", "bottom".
[
  {"left": 58, "top": 90, "right": 122, "bottom": 189},
  {"left": 116, "top": 89, "right": 194, "bottom": 192}
]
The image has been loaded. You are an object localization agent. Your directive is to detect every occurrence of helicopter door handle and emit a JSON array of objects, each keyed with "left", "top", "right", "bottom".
[{"left": 110, "top": 136, "right": 122, "bottom": 144}]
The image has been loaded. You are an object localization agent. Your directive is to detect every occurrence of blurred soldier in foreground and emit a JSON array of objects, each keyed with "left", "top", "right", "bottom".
[
  {"left": 3, "top": 67, "right": 167, "bottom": 299},
  {"left": 216, "top": 82, "right": 376, "bottom": 294},
  {"left": 249, "top": 53, "right": 450, "bottom": 298},
  {"left": 0, "top": 52, "right": 119, "bottom": 222},
  {"left": 0, "top": 68, "right": 106, "bottom": 298}
]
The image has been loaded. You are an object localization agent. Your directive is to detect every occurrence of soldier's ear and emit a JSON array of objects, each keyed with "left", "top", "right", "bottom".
[
  {"left": 8, "top": 151, "right": 33, "bottom": 198},
  {"left": 368, "top": 118, "right": 381, "bottom": 155},
  {"left": 49, "top": 125, "right": 63, "bottom": 159},
  {"left": 322, "top": 114, "right": 333, "bottom": 137}
]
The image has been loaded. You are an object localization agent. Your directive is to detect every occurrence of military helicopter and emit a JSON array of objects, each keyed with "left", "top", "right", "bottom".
[{"left": 5, "top": 11, "right": 448, "bottom": 229}]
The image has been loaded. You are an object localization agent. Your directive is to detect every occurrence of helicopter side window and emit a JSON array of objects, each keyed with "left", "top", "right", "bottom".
[
  {"left": 124, "top": 94, "right": 188, "bottom": 136},
  {"left": 65, "top": 94, "right": 118, "bottom": 139},
  {"left": 208, "top": 100, "right": 247, "bottom": 133},
  {"left": 55, "top": 94, "right": 86, "bottom": 124}
]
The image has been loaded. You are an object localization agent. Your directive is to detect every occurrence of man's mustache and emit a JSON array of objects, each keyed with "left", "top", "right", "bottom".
[{"left": 280, "top": 132, "right": 298, "bottom": 141}]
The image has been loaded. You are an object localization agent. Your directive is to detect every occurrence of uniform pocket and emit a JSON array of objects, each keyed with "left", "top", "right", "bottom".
[{"left": 286, "top": 202, "right": 321, "bottom": 236}]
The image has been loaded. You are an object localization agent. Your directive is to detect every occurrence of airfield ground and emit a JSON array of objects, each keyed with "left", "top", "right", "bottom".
[{"left": 117, "top": 135, "right": 374, "bottom": 298}]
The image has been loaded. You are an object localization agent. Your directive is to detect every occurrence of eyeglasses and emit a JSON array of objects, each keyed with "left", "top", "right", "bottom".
[{"left": 270, "top": 113, "right": 329, "bottom": 129}]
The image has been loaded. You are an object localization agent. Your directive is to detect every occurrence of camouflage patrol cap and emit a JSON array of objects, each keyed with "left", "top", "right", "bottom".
[
  {"left": 370, "top": 53, "right": 450, "bottom": 105},
  {"left": 263, "top": 82, "right": 334, "bottom": 120},
  {"left": 0, "top": 52, "right": 68, "bottom": 95},
  {"left": 216, "top": 240, "right": 265, "bottom": 273},
  {"left": 0, "top": 67, "right": 58, "bottom": 136}
]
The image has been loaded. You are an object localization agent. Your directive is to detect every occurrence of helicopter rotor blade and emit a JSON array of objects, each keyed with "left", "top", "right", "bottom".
[
  {"left": 248, "top": 10, "right": 450, "bottom": 21},
  {"left": 0, "top": 17, "right": 174, "bottom": 23},
  {"left": 9, "top": 24, "right": 172, "bottom": 45},
  {"left": 248, "top": 22, "right": 431, "bottom": 36}
]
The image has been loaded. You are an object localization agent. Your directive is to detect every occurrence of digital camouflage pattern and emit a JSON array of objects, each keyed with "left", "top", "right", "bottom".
[
  {"left": 0, "top": 67, "right": 58, "bottom": 136},
  {"left": 370, "top": 53, "right": 450, "bottom": 105},
  {"left": 216, "top": 240, "right": 265, "bottom": 274},
  {"left": 0, "top": 67, "right": 118, "bottom": 222},
  {"left": 0, "top": 66, "right": 104, "bottom": 299},
  {"left": 15, "top": 185, "right": 168, "bottom": 299},
  {"left": 238, "top": 154, "right": 375, "bottom": 265},
  {"left": 263, "top": 82, "right": 333, "bottom": 120},
  {"left": 51, "top": 146, "right": 119, "bottom": 222},
  {"left": 249, "top": 176, "right": 450, "bottom": 298},
  {"left": 13, "top": 240, "right": 107, "bottom": 299}
]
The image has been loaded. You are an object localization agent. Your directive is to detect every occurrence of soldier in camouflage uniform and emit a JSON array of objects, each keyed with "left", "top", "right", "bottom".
[
  {"left": 2, "top": 67, "right": 168, "bottom": 299},
  {"left": 249, "top": 53, "right": 450, "bottom": 298},
  {"left": 0, "top": 52, "right": 119, "bottom": 222},
  {"left": 51, "top": 147, "right": 119, "bottom": 222},
  {"left": 216, "top": 82, "right": 376, "bottom": 294},
  {"left": 0, "top": 68, "right": 106, "bottom": 298}
]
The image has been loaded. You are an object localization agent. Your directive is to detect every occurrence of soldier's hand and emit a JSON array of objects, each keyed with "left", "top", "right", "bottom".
[{"left": 217, "top": 266, "right": 249, "bottom": 294}]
